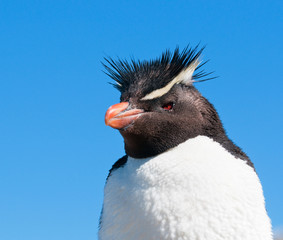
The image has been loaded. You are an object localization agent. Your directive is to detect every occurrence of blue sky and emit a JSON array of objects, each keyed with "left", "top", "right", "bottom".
[{"left": 0, "top": 0, "right": 282, "bottom": 239}]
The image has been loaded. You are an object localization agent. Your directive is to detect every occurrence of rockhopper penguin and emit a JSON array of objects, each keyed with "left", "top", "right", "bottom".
[{"left": 99, "top": 46, "right": 273, "bottom": 240}]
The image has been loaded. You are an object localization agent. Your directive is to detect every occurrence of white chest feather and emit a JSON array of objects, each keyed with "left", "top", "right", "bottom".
[{"left": 99, "top": 136, "right": 272, "bottom": 240}]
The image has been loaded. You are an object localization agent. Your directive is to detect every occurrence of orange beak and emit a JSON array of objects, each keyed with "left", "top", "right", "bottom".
[{"left": 105, "top": 102, "right": 144, "bottom": 129}]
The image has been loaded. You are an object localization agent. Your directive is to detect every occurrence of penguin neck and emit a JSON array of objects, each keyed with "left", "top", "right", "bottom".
[{"left": 123, "top": 129, "right": 253, "bottom": 168}]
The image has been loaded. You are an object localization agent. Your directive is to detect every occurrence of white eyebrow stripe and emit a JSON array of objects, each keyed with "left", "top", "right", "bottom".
[
  {"left": 140, "top": 75, "right": 180, "bottom": 101},
  {"left": 140, "top": 59, "right": 200, "bottom": 101}
]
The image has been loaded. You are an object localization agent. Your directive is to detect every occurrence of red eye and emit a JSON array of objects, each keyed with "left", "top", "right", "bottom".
[{"left": 162, "top": 102, "right": 174, "bottom": 111}]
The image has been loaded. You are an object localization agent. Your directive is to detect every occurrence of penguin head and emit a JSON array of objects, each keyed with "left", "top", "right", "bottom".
[{"left": 104, "top": 46, "right": 224, "bottom": 158}]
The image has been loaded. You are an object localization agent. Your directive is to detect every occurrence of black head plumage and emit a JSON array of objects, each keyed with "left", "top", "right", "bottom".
[
  {"left": 102, "top": 45, "right": 215, "bottom": 99},
  {"left": 103, "top": 45, "right": 252, "bottom": 166}
]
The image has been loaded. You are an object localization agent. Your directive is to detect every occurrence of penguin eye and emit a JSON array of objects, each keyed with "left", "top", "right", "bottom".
[{"left": 162, "top": 102, "right": 174, "bottom": 111}]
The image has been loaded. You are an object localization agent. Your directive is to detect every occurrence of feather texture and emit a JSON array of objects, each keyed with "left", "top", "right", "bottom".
[{"left": 102, "top": 45, "right": 215, "bottom": 100}]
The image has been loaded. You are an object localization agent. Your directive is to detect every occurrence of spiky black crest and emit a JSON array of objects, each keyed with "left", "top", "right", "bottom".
[{"left": 102, "top": 45, "right": 214, "bottom": 98}]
